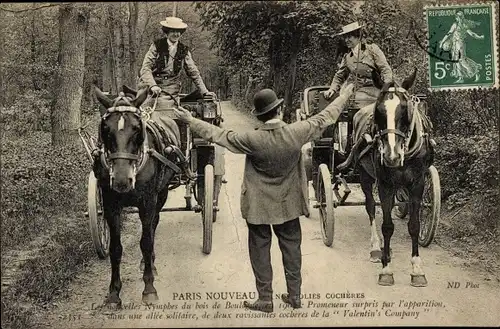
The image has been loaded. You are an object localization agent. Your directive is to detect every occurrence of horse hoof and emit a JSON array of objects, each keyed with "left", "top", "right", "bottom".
[
  {"left": 104, "top": 297, "right": 122, "bottom": 309},
  {"left": 378, "top": 273, "right": 395, "bottom": 286},
  {"left": 410, "top": 274, "right": 428, "bottom": 287},
  {"left": 370, "top": 250, "right": 382, "bottom": 263},
  {"left": 142, "top": 292, "right": 159, "bottom": 305}
]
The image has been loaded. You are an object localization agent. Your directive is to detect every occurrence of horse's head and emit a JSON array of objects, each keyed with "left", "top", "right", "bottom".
[
  {"left": 373, "top": 69, "right": 417, "bottom": 168},
  {"left": 94, "top": 85, "right": 149, "bottom": 193}
]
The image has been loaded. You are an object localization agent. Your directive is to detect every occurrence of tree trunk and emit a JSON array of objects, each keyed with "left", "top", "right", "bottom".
[
  {"left": 0, "top": 8, "right": 5, "bottom": 109},
  {"left": 118, "top": 11, "right": 126, "bottom": 89},
  {"left": 102, "top": 46, "right": 112, "bottom": 92},
  {"left": 172, "top": 2, "right": 178, "bottom": 16},
  {"left": 244, "top": 75, "right": 256, "bottom": 106},
  {"left": 284, "top": 48, "right": 299, "bottom": 117},
  {"left": 496, "top": 89, "right": 500, "bottom": 170},
  {"left": 30, "top": 4, "right": 41, "bottom": 130},
  {"left": 266, "top": 35, "right": 280, "bottom": 89},
  {"left": 51, "top": 3, "right": 89, "bottom": 147},
  {"left": 128, "top": 2, "right": 138, "bottom": 88},
  {"left": 107, "top": 4, "right": 119, "bottom": 95},
  {"left": 137, "top": 3, "right": 152, "bottom": 54}
]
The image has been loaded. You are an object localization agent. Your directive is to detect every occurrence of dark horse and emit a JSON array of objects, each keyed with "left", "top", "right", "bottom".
[
  {"left": 93, "top": 86, "right": 182, "bottom": 306},
  {"left": 355, "top": 69, "right": 435, "bottom": 287}
]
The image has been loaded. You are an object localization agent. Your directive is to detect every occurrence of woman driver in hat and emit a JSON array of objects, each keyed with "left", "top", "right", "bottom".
[
  {"left": 324, "top": 21, "right": 393, "bottom": 107},
  {"left": 139, "top": 16, "right": 216, "bottom": 98},
  {"left": 139, "top": 16, "right": 224, "bottom": 196},
  {"left": 323, "top": 21, "right": 393, "bottom": 165}
]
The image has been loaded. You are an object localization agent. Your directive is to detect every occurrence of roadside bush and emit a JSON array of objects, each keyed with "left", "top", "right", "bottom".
[
  {"left": 434, "top": 130, "right": 499, "bottom": 231},
  {"left": 15, "top": 217, "right": 94, "bottom": 305},
  {"left": 0, "top": 90, "right": 52, "bottom": 135},
  {"left": 1, "top": 131, "right": 90, "bottom": 251}
]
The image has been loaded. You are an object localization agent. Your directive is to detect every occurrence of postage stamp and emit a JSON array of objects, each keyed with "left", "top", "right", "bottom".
[{"left": 425, "top": 1, "right": 499, "bottom": 90}]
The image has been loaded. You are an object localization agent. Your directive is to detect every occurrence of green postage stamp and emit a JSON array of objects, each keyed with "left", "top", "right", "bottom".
[{"left": 425, "top": 1, "right": 499, "bottom": 90}]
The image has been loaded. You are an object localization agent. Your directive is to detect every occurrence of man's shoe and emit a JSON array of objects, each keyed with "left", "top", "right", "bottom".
[
  {"left": 281, "top": 294, "right": 302, "bottom": 309},
  {"left": 243, "top": 299, "right": 273, "bottom": 313}
]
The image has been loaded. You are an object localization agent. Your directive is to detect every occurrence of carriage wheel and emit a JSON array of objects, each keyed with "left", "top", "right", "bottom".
[
  {"left": 394, "top": 188, "right": 409, "bottom": 219},
  {"left": 317, "top": 164, "right": 335, "bottom": 247},
  {"left": 87, "top": 171, "right": 109, "bottom": 259},
  {"left": 202, "top": 165, "right": 214, "bottom": 254},
  {"left": 418, "top": 165, "right": 441, "bottom": 247}
]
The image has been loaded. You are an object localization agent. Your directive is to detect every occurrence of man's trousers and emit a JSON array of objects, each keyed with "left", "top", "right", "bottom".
[{"left": 246, "top": 218, "right": 302, "bottom": 301}]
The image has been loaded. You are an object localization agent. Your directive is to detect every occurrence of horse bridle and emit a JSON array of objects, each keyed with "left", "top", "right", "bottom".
[
  {"left": 97, "top": 94, "right": 150, "bottom": 176},
  {"left": 373, "top": 87, "right": 420, "bottom": 165}
]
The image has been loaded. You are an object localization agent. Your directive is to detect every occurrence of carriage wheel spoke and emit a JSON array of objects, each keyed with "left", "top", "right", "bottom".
[{"left": 419, "top": 175, "right": 434, "bottom": 239}]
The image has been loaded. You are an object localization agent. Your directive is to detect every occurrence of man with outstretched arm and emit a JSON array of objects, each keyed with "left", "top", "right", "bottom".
[{"left": 173, "top": 84, "right": 355, "bottom": 313}]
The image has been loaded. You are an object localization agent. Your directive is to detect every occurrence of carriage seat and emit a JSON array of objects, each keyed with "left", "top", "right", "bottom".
[
  {"left": 179, "top": 89, "right": 204, "bottom": 103},
  {"left": 314, "top": 137, "right": 334, "bottom": 146}
]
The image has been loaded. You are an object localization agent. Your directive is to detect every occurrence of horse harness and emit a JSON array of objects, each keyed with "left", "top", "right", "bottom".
[
  {"left": 94, "top": 93, "right": 184, "bottom": 177},
  {"left": 360, "top": 87, "right": 427, "bottom": 161}
]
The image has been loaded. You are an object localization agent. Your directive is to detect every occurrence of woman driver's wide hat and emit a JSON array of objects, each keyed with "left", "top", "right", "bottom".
[
  {"left": 336, "top": 21, "right": 364, "bottom": 36},
  {"left": 160, "top": 17, "right": 188, "bottom": 30}
]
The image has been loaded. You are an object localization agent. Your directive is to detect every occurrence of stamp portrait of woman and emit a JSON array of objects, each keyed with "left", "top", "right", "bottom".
[{"left": 439, "top": 11, "right": 485, "bottom": 83}]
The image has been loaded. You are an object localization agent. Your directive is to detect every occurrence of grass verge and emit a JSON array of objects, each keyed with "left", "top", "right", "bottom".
[
  {"left": 435, "top": 198, "right": 500, "bottom": 282},
  {"left": 1, "top": 214, "right": 94, "bottom": 329}
]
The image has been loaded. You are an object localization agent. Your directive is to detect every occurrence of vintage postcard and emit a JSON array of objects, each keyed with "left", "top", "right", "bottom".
[{"left": 1, "top": 1, "right": 499, "bottom": 329}]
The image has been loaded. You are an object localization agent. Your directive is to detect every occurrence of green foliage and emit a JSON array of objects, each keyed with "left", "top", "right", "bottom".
[
  {"left": 435, "top": 131, "right": 499, "bottom": 230},
  {"left": 1, "top": 90, "right": 52, "bottom": 135},
  {"left": 360, "top": 0, "right": 428, "bottom": 92},
  {"left": 1, "top": 131, "right": 89, "bottom": 251},
  {"left": 16, "top": 220, "right": 94, "bottom": 304},
  {"left": 428, "top": 89, "right": 498, "bottom": 135},
  {"left": 1, "top": 4, "right": 59, "bottom": 106},
  {"left": 196, "top": 1, "right": 355, "bottom": 113}
]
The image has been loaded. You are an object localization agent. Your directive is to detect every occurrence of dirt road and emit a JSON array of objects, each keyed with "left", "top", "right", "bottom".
[{"left": 40, "top": 101, "right": 499, "bottom": 328}]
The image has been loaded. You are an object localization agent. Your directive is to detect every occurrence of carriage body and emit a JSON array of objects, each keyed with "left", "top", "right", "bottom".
[
  {"left": 297, "top": 86, "right": 440, "bottom": 249},
  {"left": 159, "top": 93, "right": 224, "bottom": 254},
  {"left": 178, "top": 93, "right": 223, "bottom": 175}
]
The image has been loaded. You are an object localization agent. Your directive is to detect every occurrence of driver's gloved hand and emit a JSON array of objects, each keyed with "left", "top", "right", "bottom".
[{"left": 150, "top": 85, "right": 162, "bottom": 96}]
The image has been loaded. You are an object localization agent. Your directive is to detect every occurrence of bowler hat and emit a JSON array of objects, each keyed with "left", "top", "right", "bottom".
[
  {"left": 160, "top": 17, "right": 188, "bottom": 30},
  {"left": 251, "top": 89, "right": 284, "bottom": 116},
  {"left": 335, "top": 21, "right": 364, "bottom": 36}
]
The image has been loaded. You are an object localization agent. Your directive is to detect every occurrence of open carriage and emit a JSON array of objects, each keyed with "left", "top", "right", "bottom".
[
  {"left": 297, "top": 86, "right": 441, "bottom": 248},
  {"left": 79, "top": 91, "right": 224, "bottom": 258}
]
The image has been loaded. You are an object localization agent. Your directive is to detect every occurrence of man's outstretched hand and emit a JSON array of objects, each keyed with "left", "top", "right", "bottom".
[
  {"left": 173, "top": 106, "right": 193, "bottom": 123},
  {"left": 336, "top": 83, "right": 355, "bottom": 102}
]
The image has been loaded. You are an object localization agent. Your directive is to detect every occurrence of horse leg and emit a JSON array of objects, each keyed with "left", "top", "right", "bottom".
[
  {"left": 360, "top": 169, "right": 381, "bottom": 263},
  {"left": 105, "top": 205, "right": 123, "bottom": 308},
  {"left": 377, "top": 182, "right": 396, "bottom": 286},
  {"left": 408, "top": 179, "right": 428, "bottom": 287},
  {"left": 140, "top": 188, "right": 169, "bottom": 275},
  {"left": 141, "top": 211, "right": 160, "bottom": 276},
  {"left": 139, "top": 197, "right": 159, "bottom": 305}
]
